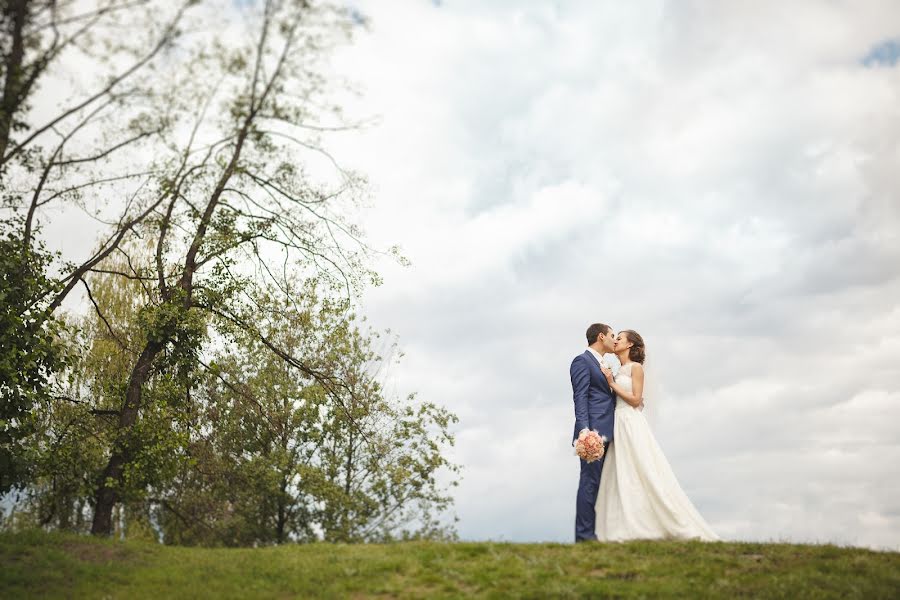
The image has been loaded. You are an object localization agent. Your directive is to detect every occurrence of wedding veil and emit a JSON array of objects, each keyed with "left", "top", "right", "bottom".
[{"left": 639, "top": 358, "right": 664, "bottom": 429}]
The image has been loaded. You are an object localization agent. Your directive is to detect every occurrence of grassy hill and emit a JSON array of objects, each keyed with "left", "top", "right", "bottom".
[{"left": 2, "top": 529, "right": 898, "bottom": 598}]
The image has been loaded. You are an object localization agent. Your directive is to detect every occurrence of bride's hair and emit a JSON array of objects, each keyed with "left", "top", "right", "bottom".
[{"left": 622, "top": 330, "right": 646, "bottom": 363}]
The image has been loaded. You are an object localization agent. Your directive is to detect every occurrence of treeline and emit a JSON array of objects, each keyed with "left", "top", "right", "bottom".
[{"left": 0, "top": 0, "right": 458, "bottom": 544}]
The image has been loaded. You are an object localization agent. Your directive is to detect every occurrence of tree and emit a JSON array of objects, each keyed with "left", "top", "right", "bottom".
[
  {"left": 1, "top": 1, "right": 186, "bottom": 172},
  {"left": 1, "top": 0, "right": 195, "bottom": 291},
  {"left": 312, "top": 303, "right": 459, "bottom": 543},
  {"left": 9, "top": 263, "right": 460, "bottom": 544},
  {"left": 81, "top": 0, "right": 384, "bottom": 537},
  {"left": 0, "top": 221, "right": 69, "bottom": 493},
  {"left": 5, "top": 245, "right": 194, "bottom": 536},
  {"left": 2, "top": 0, "right": 443, "bottom": 540},
  {"left": 1, "top": 0, "right": 194, "bottom": 493},
  {"left": 153, "top": 282, "right": 337, "bottom": 545},
  {"left": 153, "top": 281, "right": 458, "bottom": 545}
]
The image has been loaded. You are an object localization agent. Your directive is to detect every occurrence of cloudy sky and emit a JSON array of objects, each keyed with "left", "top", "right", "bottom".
[
  {"left": 32, "top": 0, "right": 900, "bottom": 550},
  {"left": 320, "top": 0, "right": 900, "bottom": 549}
]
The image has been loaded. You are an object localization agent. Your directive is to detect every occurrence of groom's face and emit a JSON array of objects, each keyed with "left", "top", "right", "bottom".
[{"left": 599, "top": 329, "right": 616, "bottom": 353}]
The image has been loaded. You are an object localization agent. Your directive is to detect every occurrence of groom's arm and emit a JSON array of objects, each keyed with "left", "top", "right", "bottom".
[{"left": 570, "top": 356, "right": 590, "bottom": 439}]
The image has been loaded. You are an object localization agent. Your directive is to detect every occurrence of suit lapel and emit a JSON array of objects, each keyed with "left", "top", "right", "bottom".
[{"left": 583, "top": 350, "right": 612, "bottom": 393}]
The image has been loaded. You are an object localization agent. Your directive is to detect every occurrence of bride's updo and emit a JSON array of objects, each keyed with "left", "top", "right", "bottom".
[{"left": 623, "top": 330, "right": 646, "bottom": 364}]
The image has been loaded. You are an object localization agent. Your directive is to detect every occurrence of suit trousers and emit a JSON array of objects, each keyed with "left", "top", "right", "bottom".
[{"left": 575, "top": 441, "right": 609, "bottom": 542}]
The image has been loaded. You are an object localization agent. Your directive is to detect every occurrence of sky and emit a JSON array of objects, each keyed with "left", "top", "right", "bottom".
[
  {"left": 28, "top": 0, "right": 900, "bottom": 549},
  {"left": 322, "top": 0, "right": 900, "bottom": 549}
]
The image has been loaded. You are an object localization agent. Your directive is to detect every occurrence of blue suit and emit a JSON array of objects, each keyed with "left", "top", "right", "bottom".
[{"left": 571, "top": 349, "right": 615, "bottom": 542}]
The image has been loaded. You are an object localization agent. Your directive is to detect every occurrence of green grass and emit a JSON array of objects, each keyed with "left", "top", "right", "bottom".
[{"left": 2, "top": 529, "right": 899, "bottom": 599}]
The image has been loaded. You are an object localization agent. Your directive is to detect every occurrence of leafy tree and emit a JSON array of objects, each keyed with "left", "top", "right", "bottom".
[
  {"left": 9, "top": 266, "right": 460, "bottom": 544},
  {"left": 155, "top": 280, "right": 459, "bottom": 545},
  {"left": 0, "top": 219, "right": 69, "bottom": 493},
  {"left": 313, "top": 307, "right": 459, "bottom": 543},
  {"left": 1, "top": 0, "right": 450, "bottom": 542},
  {"left": 2, "top": 0, "right": 195, "bottom": 303},
  {"left": 1, "top": 0, "right": 194, "bottom": 495},
  {"left": 82, "top": 0, "right": 376, "bottom": 536},
  {"left": 5, "top": 245, "right": 195, "bottom": 537}
]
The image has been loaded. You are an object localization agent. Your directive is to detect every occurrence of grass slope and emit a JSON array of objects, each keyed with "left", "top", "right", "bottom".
[{"left": 2, "top": 530, "right": 899, "bottom": 599}]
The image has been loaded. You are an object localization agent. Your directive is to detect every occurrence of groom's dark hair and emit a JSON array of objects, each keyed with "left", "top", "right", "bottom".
[{"left": 586, "top": 323, "right": 611, "bottom": 345}]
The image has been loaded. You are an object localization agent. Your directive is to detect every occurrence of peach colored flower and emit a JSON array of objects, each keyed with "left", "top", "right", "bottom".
[{"left": 574, "top": 430, "right": 606, "bottom": 463}]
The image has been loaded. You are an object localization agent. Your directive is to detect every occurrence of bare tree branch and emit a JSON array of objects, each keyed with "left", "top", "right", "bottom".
[{"left": 1, "top": 1, "right": 193, "bottom": 170}]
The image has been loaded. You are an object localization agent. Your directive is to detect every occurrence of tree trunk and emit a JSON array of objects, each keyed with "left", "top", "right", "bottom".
[
  {"left": 90, "top": 340, "right": 163, "bottom": 535},
  {"left": 0, "top": 0, "right": 27, "bottom": 165},
  {"left": 276, "top": 477, "right": 287, "bottom": 544}
]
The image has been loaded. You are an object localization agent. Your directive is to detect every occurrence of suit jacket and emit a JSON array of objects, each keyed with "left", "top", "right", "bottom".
[{"left": 570, "top": 349, "right": 616, "bottom": 444}]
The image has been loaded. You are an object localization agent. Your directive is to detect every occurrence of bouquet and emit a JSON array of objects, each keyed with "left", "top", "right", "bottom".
[{"left": 574, "top": 429, "right": 607, "bottom": 463}]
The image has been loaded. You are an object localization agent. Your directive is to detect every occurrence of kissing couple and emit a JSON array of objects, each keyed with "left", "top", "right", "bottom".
[{"left": 571, "top": 323, "right": 719, "bottom": 543}]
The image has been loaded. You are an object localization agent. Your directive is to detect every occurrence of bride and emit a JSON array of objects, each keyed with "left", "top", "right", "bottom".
[{"left": 595, "top": 330, "right": 719, "bottom": 542}]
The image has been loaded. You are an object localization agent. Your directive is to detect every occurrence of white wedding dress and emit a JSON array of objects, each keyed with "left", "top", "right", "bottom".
[{"left": 595, "top": 362, "right": 719, "bottom": 541}]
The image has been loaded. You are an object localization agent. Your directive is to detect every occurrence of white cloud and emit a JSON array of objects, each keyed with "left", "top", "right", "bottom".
[
  {"left": 328, "top": 0, "right": 900, "bottom": 549},
  {"left": 25, "top": 0, "right": 900, "bottom": 550}
]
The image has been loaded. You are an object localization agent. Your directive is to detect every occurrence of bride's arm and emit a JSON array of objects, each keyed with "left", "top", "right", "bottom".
[{"left": 601, "top": 364, "right": 645, "bottom": 408}]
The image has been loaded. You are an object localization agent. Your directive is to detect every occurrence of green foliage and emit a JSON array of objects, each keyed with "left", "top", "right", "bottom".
[
  {"left": 3, "top": 530, "right": 900, "bottom": 599},
  {"left": 7, "top": 249, "right": 200, "bottom": 533},
  {"left": 6, "top": 381, "right": 105, "bottom": 532},
  {"left": 154, "top": 279, "right": 459, "bottom": 546},
  {"left": 0, "top": 220, "right": 70, "bottom": 494},
  {"left": 137, "top": 292, "right": 206, "bottom": 377},
  {"left": 8, "top": 258, "right": 459, "bottom": 545},
  {"left": 2, "top": 1, "right": 450, "bottom": 544}
]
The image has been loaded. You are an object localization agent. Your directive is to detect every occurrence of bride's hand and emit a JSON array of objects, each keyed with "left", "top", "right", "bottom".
[{"left": 600, "top": 364, "right": 614, "bottom": 383}]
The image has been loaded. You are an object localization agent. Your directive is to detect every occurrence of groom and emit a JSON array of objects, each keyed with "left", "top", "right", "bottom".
[{"left": 571, "top": 323, "right": 617, "bottom": 542}]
